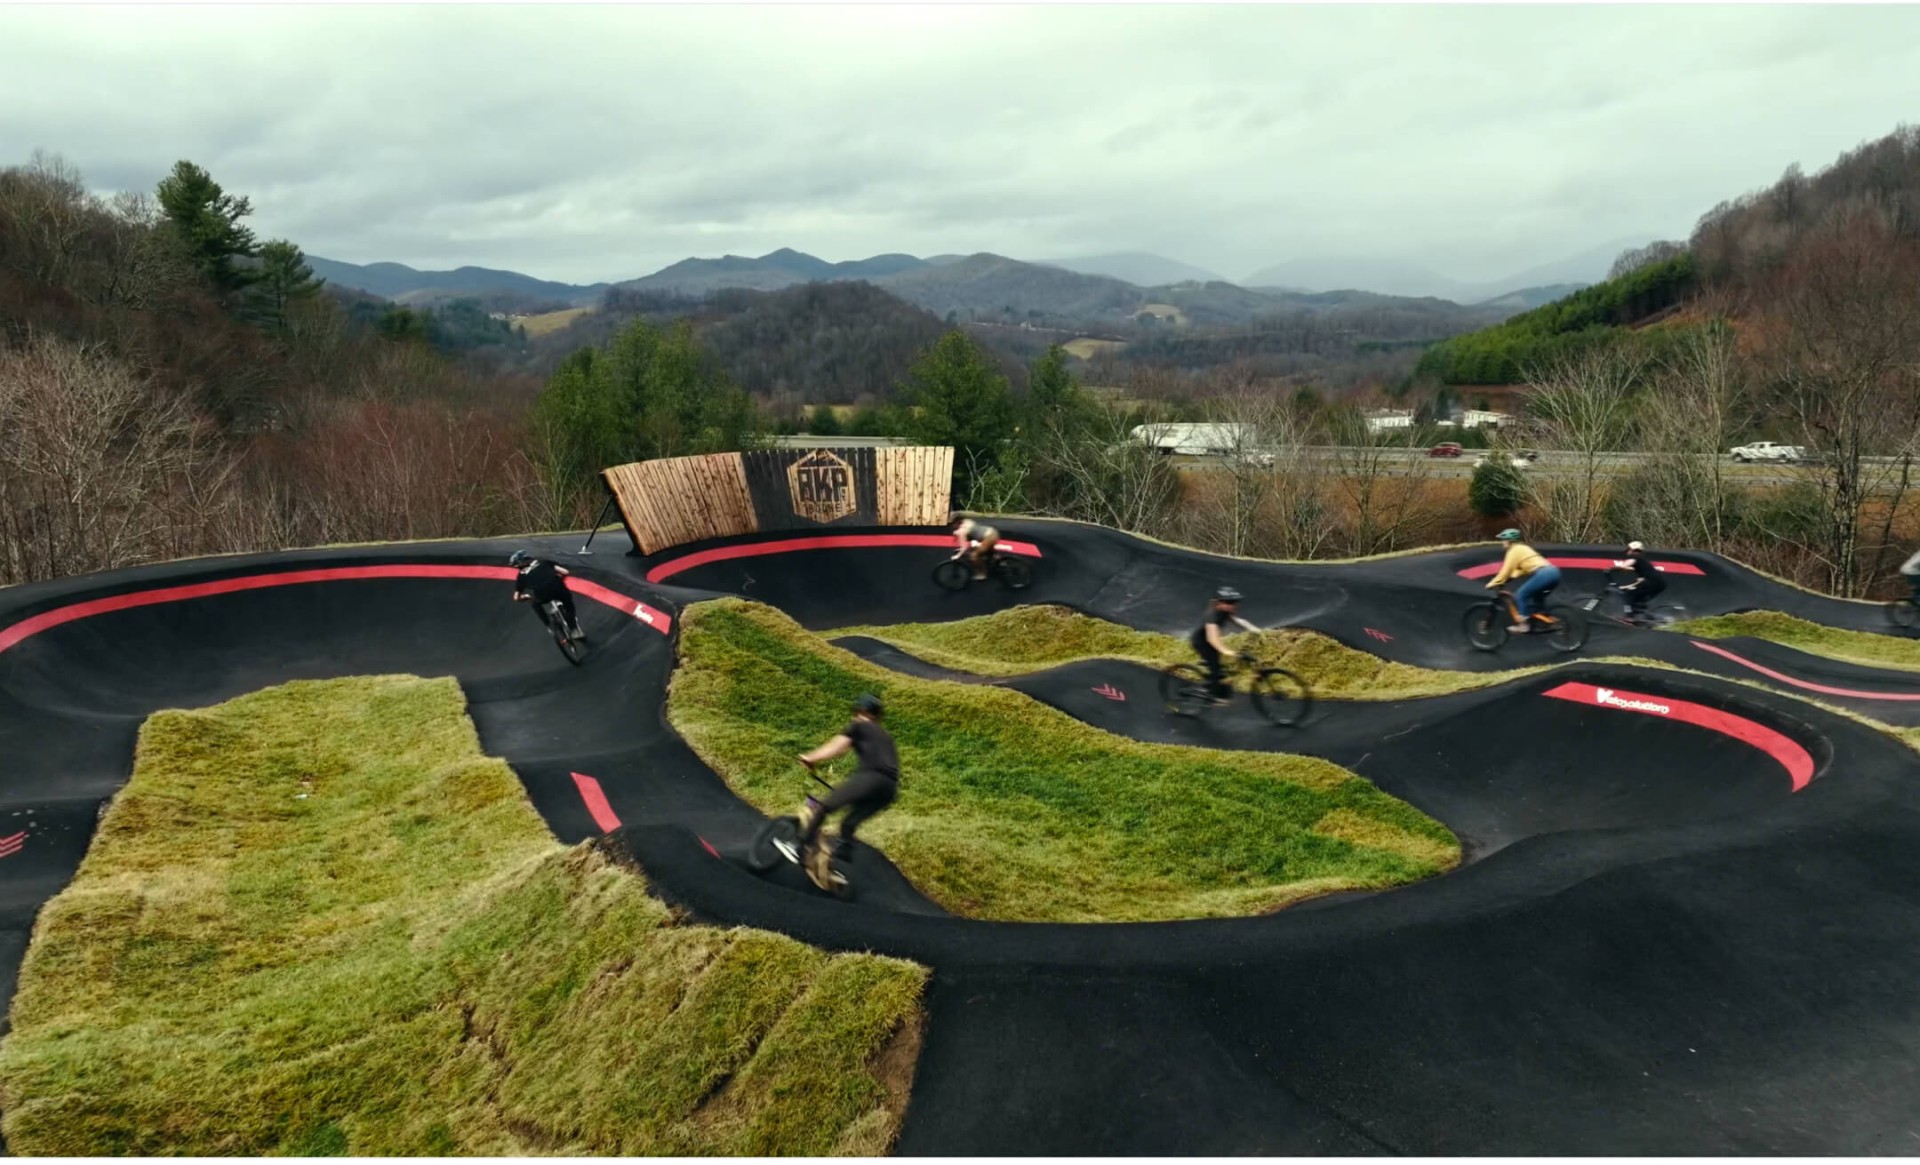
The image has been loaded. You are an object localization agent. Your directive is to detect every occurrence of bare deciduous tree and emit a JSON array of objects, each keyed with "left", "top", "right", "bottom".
[{"left": 1522, "top": 341, "right": 1649, "bottom": 543}]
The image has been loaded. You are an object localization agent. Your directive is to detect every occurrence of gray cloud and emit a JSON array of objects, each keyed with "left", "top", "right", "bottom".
[{"left": 3, "top": 4, "right": 1917, "bottom": 287}]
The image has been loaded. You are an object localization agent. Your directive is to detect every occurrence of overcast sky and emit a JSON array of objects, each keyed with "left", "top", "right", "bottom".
[{"left": 5, "top": 3, "right": 1919, "bottom": 287}]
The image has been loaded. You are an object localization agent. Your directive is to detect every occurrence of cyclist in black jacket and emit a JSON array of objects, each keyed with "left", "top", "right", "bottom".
[
  {"left": 1192, "top": 586, "right": 1261, "bottom": 703},
  {"left": 510, "top": 550, "right": 583, "bottom": 640},
  {"left": 795, "top": 694, "right": 900, "bottom": 875},
  {"left": 1611, "top": 540, "right": 1666, "bottom": 622}
]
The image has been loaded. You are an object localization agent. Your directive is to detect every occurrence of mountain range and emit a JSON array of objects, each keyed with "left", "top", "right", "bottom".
[{"left": 306, "top": 242, "right": 1628, "bottom": 325}]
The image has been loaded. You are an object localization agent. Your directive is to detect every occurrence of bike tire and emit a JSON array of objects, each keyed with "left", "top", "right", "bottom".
[
  {"left": 932, "top": 559, "right": 971, "bottom": 591},
  {"left": 550, "top": 616, "right": 588, "bottom": 666},
  {"left": 748, "top": 816, "right": 801, "bottom": 872},
  {"left": 1463, "top": 602, "right": 1508, "bottom": 651},
  {"left": 1889, "top": 599, "right": 1919, "bottom": 630},
  {"left": 1250, "top": 668, "right": 1312, "bottom": 727},
  {"left": 1545, "top": 604, "right": 1589, "bottom": 653},
  {"left": 995, "top": 555, "right": 1032, "bottom": 590},
  {"left": 1158, "top": 663, "right": 1211, "bottom": 717}
]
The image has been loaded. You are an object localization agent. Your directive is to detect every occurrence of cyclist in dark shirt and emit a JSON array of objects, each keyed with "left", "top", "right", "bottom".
[
  {"left": 509, "top": 550, "right": 583, "bottom": 640},
  {"left": 795, "top": 694, "right": 901, "bottom": 871},
  {"left": 1191, "top": 586, "right": 1261, "bottom": 703},
  {"left": 950, "top": 514, "right": 1002, "bottom": 580},
  {"left": 1611, "top": 540, "right": 1666, "bottom": 622}
]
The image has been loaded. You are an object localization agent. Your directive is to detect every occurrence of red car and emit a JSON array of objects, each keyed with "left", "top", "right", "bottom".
[{"left": 1428, "top": 442, "right": 1463, "bottom": 457}]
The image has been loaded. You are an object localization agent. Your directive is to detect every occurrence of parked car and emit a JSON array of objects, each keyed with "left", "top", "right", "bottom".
[
  {"left": 1730, "top": 441, "right": 1805, "bottom": 463},
  {"left": 1428, "top": 442, "right": 1463, "bottom": 458}
]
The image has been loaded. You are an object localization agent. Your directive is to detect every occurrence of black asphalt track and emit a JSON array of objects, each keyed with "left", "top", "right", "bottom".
[{"left": 4, "top": 519, "right": 1920, "bottom": 1152}]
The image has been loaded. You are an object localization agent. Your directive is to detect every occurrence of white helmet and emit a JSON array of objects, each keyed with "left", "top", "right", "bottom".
[{"left": 1627, "top": 540, "right": 1645, "bottom": 551}]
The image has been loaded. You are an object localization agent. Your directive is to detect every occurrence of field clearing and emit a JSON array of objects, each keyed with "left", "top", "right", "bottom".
[
  {"left": 1136, "top": 302, "right": 1189, "bottom": 326},
  {"left": 517, "top": 307, "right": 591, "bottom": 336},
  {"left": 1063, "top": 337, "right": 1128, "bottom": 360}
]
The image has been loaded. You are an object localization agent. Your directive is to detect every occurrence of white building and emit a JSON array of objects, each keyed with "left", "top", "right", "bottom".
[
  {"left": 1363, "top": 409, "right": 1414, "bottom": 434},
  {"left": 1130, "top": 423, "right": 1258, "bottom": 456},
  {"left": 1461, "top": 409, "right": 1511, "bottom": 428}
]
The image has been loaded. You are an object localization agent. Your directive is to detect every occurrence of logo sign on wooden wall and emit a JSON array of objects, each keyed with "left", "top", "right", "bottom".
[
  {"left": 740, "top": 447, "right": 882, "bottom": 531},
  {"left": 787, "top": 449, "right": 858, "bottom": 523}
]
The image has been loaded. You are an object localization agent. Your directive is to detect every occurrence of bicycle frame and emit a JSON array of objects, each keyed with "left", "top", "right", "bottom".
[{"left": 1491, "top": 588, "right": 1561, "bottom": 627}]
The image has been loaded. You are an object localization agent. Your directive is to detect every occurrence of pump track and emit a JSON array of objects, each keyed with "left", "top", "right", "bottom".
[{"left": 5, "top": 517, "right": 1920, "bottom": 1153}]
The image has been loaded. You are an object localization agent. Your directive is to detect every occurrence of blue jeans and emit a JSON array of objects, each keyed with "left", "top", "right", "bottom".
[{"left": 1513, "top": 564, "right": 1561, "bottom": 619}]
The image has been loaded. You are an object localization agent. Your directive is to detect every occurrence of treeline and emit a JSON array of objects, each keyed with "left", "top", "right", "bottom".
[
  {"left": 1413, "top": 252, "right": 1697, "bottom": 384},
  {"left": 0, "top": 152, "right": 551, "bottom": 586}
]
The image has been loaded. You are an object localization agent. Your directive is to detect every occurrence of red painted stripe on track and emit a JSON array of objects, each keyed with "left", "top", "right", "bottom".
[
  {"left": 1541, "top": 680, "right": 1814, "bottom": 791},
  {"left": 0, "top": 564, "right": 670, "bottom": 655},
  {"left": 646, "top": 533, "right": 1042, "bottom": 582},
  {"left": 1690, "top": 640, "right": 1920, "bottom": 702},
  {"left": 1457, "top": 557, "right": 1706, "bottom": 579},
  {"left": 570, "top": 772, "right": 622, "bottom": 832}
]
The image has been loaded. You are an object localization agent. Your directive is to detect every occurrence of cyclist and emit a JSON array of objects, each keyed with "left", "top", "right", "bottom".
[
  {"left": 509, "top": 550, "right": 583, "bottom": 641},
  {"left": 1611, "top": 540, "right": 1667, "bottom": 623},
  {"left": 1192, "top": 586, "right": 1262, "bottom": 703},
  {"left": 795, "top": 694, "right": 900, "bottom": 880},
  {"left": 950, "top": 514, "right": 1001, "bottom": 581},
  {"left": 1485, "top": 528, "right": 1559, "bottom": 633}
]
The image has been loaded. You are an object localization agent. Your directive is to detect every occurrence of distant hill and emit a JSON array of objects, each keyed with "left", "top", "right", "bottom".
[
  {"left": 1472, "top": 283, "right": 1591, "bottom": 311},
  {"left": 305, "top": 256, "right": 605, "bottom": 309},
  {"left": 1243, "top": 237, "right": 1653, "bottom": 303},
  {"left": 620, "top": 248, "right": 932, "bottom": 295},
  {"left": 1040, "top": 252, "right": 1228, "bottom": 287}
]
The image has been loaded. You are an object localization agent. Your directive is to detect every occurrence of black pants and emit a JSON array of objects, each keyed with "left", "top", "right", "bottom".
[
  {"left": 800, "top": 768, "right": 899, "bottom": 856},
  {"left": 530, "top": 589, "right": 578, "bottom": 629},
  {"left": 1621, "top": 578, "right": 1665, "bottom": 614},
  {"left": 1193, "top": 636, "right": 1227, "bottom": 699}
]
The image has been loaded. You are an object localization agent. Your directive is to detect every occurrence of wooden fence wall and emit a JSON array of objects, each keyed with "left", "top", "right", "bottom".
[{"left": 602, "top": 446, "right": 953, "bottom": 555}]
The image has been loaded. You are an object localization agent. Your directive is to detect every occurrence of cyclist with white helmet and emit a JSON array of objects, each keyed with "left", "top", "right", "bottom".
[
  {"left": 1485, "top": 528, "right": 1559, "bottom": 632},
  {"left": 1192, "top": 586, "right": 1261, "bottom": 703},
  {"left": 1611, "top": 540, "right": 1667, "bottom": 623},
  {"left": 509, "top": 550, "right": 583, "bottom": 641},
  {"left": 795, "top": 694, "right": 901, "bottom": 878}
]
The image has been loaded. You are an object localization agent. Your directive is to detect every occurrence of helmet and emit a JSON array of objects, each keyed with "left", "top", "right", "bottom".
[
  {"left": 1496, "top": 528, "right": 1522, "bottom": 541},
  {"left": 1627, "top": 540, "right": 1645, "bottom": 551},
  {"left": 508, "top": 550, "right": 531, "bottom": 567},
  {"left": 949, "top": 513, "right": 969, "bottom": 529},
  {"left": 1215, "top": 586, "right": 1243, "bottom": 603},
  {"left": 852, "top": 693, "right": 884, "bottom": 718}
]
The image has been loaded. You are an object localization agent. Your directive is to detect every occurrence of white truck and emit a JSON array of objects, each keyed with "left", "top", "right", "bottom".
[{"left": 1729, "top": 441, "right": 1805, "bottom": 464}]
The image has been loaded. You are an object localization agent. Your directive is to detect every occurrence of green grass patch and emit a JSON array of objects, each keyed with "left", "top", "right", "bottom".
[
  {"left": 1674, "top": 610, "right": 1920, "bottom": 674},
  {"left": 0, "top": 675, "right": 925, "bottom": 1155},
  {"left": 831, "top": 604, "right": 1540, "bottom": 699},
  {"left": 670, "top": 600, "right": 1461, "bottom": 923}
]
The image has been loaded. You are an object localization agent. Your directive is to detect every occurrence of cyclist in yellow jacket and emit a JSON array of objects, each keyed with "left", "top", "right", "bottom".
[{"left": 1486, "top": 528, "right": 1560, "bottom": 633}]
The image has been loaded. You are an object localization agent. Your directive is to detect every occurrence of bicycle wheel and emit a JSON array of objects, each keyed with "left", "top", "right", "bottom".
[
  {"left": 1544, "top": 604, "right": 1589, "bottom": 653},
  {"left": 995, "top": 555, "right": 1032, "bottom": 590},
  {"left": 550, "top": 614, "right": 588, "bottom": 666},
  {"left": 1462, "top": 602, "right": 1508, "bottom": 651},
  {"left": 1889, "top": 599, "right": 1919, "bottom": 630},
  {"left": 1158, "top": 663, "right": 1211, "bottom": 716},
  {"left": 1250, "top": 668, "right": 1312, "bottom": 726},
  {"left": 932, "top": 559, "right": 971, "bottom": 591},
  {"left": 748, "top": 816, "right": 801, "bottom": 872}
]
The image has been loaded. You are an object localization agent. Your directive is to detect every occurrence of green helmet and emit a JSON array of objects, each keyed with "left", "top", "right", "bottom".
[{"left": 1496, "top": 528, "right": 1522, "bottom": 541}]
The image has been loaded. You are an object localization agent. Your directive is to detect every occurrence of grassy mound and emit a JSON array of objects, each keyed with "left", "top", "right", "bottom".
[
  {"left": 830, "top": 604, "right": 1537, "bottom": 699},
  {"left": 1675, "top": 611, "right": 1920, "bottom": 674},
  {"left": 0, "top": 675, "right": 924, "bottom": 1156},
  {"left": 670, "top": 600, "right": 1460, "bottom": 923}
]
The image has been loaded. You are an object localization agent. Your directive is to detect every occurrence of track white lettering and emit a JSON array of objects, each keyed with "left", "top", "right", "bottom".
[{"left": 1594, "top": 687, "right": 1670, "bottom": 715}]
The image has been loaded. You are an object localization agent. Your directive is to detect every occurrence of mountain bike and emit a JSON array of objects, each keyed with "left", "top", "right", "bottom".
[
  {"left": 933, "top": 545, "right": 1032, "bottom": 591},
  {"left": 1570, "top": 569, "right": 1689, "bottom": 630},
  {"left": 534, "top": 597, "right": 588, "bottom": 665},
  {"left": 1158, "top": 652, "right": 1312, "bottom": 725},
  {"left": 1463, "top": 588, "right": 1588, "bottom": 653},
  {"left": 746, "top": 766, "right": 856, "bottom": 900}
]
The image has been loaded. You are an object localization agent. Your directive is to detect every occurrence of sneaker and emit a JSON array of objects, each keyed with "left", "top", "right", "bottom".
[{"left": 1508, "top": 623, "right": 1530, "bottom": 633}]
